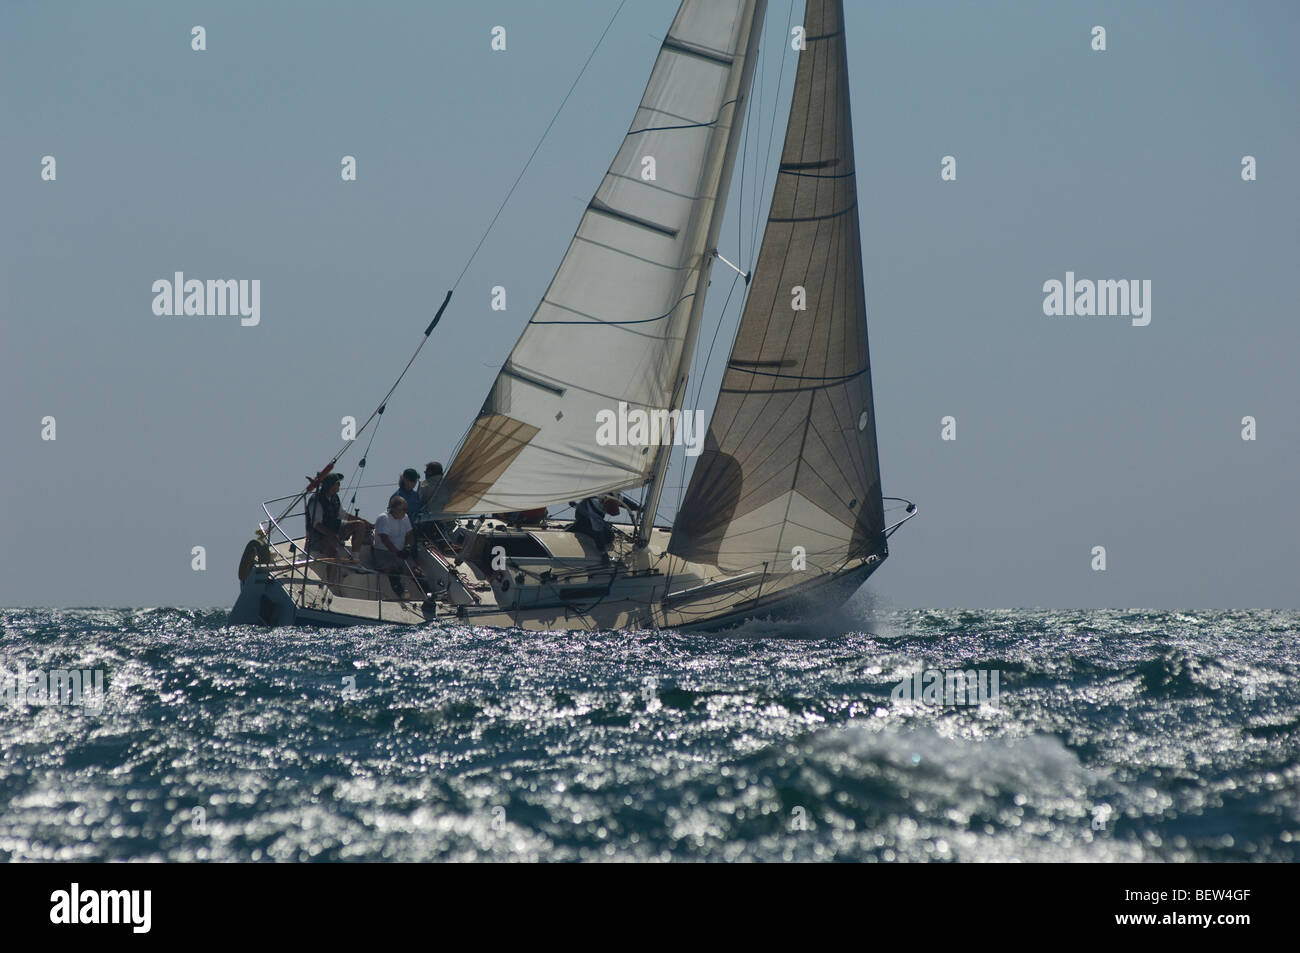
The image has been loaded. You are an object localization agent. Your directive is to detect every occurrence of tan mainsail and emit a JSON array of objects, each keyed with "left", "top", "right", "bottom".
[
  {"left": 443, "top": 1, "right": 765, "bottom": 515},
  {"left": 668, "top": 0, "right": 886, "bottom": 579}
]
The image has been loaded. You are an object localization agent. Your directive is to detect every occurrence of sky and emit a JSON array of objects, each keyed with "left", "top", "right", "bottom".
[{"left": 2, "top": 0, "right": 1297, "bottom": 609}]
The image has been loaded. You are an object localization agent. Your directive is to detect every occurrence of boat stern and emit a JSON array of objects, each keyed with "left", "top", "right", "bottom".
[{"left": 230, "top": 567, "right": 297, "bottom": 626}]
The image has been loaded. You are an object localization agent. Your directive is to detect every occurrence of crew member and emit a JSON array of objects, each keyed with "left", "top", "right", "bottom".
[
  {"left": 374, "top": 495, "right": 416, "bottom": 598},
  {"left": 571, "top": 495, "right": 625, "bottom": 550},
  {"left": 419, "top": 462, "right": 448, "bottom": 512},
  {"left": 306, "top": 473, "right": 366, "bottom": 581},
  {"left": 395, "top": 468, "right": 422, "bottom": 523}
]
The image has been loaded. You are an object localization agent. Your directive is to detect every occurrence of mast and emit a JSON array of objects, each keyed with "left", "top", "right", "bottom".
[{"left": 636, "top": 0, "right": 768, "bottom": 544}]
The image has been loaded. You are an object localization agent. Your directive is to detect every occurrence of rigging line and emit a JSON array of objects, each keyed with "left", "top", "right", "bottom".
[
  {"left": 749, "top": 14, "right": 765, "bottom": 260},
  {"left": 752, "top": 0, "right": 797, "bottom": 258},
  {"left": 345, "top": 402, "right": 387, "bottom": 514},
  {"left": 448, "top": 0, "right": 630, "bottom": 294},
  {"left": 743, "top": 58, "right": 754, "bottom": 267},
  {"left": 689, "top": 272, "right": 743, "bottom": 418},
  {"left": 666, "top": 269, "right": 742, "bottom": 531},
  {"left": 738, "top": 12, "right": 760, "bottom": 269}
]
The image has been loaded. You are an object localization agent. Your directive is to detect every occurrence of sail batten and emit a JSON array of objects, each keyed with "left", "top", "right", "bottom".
[
  {"left": 668, "top": 0, "right": 887, "bottom": 581},
  {"left": 442, "top": 0, "right": 764, "bottom": 515}
]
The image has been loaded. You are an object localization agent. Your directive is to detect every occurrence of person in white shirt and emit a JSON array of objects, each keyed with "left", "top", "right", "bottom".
[{"left": 373, "top": 495, "right": 415, "bottom": 597}]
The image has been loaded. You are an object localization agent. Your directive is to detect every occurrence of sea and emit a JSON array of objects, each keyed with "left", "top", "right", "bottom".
[{"left": 1, "top": 601, "right": 1296, "bottom": 862}]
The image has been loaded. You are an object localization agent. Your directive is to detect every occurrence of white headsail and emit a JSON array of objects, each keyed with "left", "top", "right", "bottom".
[{"left": 441, "top": 0, "right": 765, "bottom": 514}]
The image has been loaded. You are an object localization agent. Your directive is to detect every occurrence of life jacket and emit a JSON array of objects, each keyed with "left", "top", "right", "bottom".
[{"left": 306, "top": 490, "right": 342, "bottom": 548}]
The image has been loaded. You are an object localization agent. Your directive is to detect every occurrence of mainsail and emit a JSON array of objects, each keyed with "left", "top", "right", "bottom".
[
  {"left": 442, "top": 0, "right": 765, "bottom": 514},
  {"left": 668, "top": 0, "right": 886, "bottom": 578}
]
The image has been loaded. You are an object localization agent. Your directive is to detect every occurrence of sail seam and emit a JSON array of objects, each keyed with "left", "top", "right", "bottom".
[
  {"left": 502, "top": 441, "right": 646, "bottom": 475},
  {"left": 779, "top": 168, "right": 856, "bottom": 179},
  {"left": 809, "top": 413, "right": 868, "bottom": 507},
  {"left": 502, "top": 367, "right": 673, "bottom": 417},
  {"left": 634, "top": 103, "right": 717, "bottom": 126},
  {"left": 767, "top": 200, "right": 857, "bottom": 223},
  {"left": 500, "top": 365, "right": 566, "bottom": 397},
  {"left": 781, "top": 158, "right": 838, "bottom": 170},
  {"left": 718, "top": 381, "right": 861, "bottom": 394},
  {"left": 531, "top": 292, "right": 695, "bottom": 328},
  {"left": 724, "top": 364, "right": 868, "bottom": 382},
  {"left": 662, "top": 35, "right": 734, "bottom": 66},
  {"left": 629, "top": 119, "right": 718, "bottom": 135},
  {"left": 771, "top": 392, "right": 816, "bottom": 566},
  {"left": 604, "top": 170, "right": 702, "bottom": 202},
  {"left": 587, "top": 198, "right": 679, "bottom": 237},
  {"left": 572, "top": 234, "right": 687, "bottom": 271},
  {"left": 628, "top": 98, "right": 739, "bottom": 136}
]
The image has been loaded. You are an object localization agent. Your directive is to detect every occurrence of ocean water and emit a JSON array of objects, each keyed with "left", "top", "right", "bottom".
[{"left": 1, "top": 601, "right": 1296, "bottom": 862}]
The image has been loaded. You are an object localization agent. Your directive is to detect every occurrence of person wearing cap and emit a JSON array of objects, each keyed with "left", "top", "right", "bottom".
[
  {"left": 305, "top": 473, "right": 366, "bottom": 579},
  {"left": 395, "top": 468, "right": 422, "bottom": 524}
]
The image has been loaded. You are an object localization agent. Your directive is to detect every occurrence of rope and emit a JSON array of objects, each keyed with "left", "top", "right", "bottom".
[{"left": 344, "top": 402, "right": 386, "bottom": 515}]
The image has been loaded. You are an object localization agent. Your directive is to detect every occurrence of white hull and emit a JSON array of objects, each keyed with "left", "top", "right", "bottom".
[{"left": 230, "top": 516, "right": 886, "bottom": 633}]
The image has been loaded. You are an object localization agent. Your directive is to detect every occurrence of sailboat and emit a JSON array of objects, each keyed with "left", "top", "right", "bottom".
[{"left": 230, "top": 0, "right": 915, "bottom": 630}]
